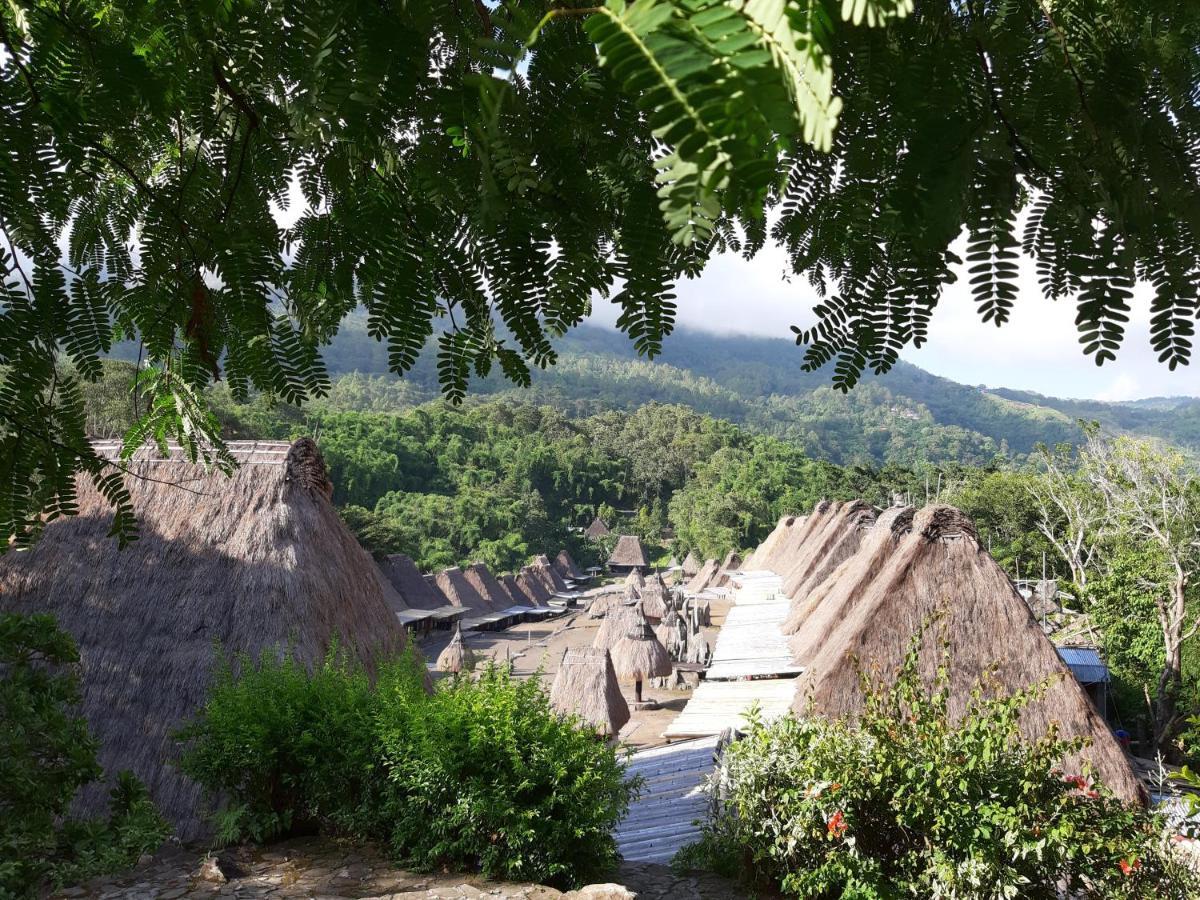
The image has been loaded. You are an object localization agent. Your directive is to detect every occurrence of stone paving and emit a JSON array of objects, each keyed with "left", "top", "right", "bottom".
[{"left": 53, "top": 838, "right": 753, "bottom": 899}]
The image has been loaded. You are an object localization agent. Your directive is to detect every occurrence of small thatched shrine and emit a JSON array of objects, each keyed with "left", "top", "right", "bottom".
[
  {"left": 607, "top": 535, "right": 650, "bottom": 575},
  {"left": 639, "top": 587, "right": 671, "bottom": 621},
  {"left": 588, "top": 592, "right": 622, "bottom": 619},
  {"left": 549, "top": 647, "right": 630, "bottom": 738},
  {"left": 379, "top": 553, "right": 447, "bottom": 610},
  {"left": 593, "top": 604, "right": 640, "bottom": 651},
  {"left": 0, "top": 439, "right": 410, "bottom": 840},
  {"left": 625, "top": 568, "right": 645, "bottom": 591},
  {"left": 584, "top": 515, "right": 611, "bottom": 540},
  {"left": 436, "top": 624, "right": 475, "bottom": 673},
  {"left": 791, "top": 504, "right": 1143, "bottom": 804},
  {"left": 611, "top": 608, "right": 672, "bottom": 705}
]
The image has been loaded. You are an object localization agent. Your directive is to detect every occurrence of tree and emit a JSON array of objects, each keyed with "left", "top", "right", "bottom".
[
  {"left": 1080, "top": 433, "right": 1200, "bottom": 754},
  {"left": 3, "top": 0, "right": 1199, "bottom": 544},
  {"left": 1028, "top": 441, "right": 1105, "bottom": 589}
]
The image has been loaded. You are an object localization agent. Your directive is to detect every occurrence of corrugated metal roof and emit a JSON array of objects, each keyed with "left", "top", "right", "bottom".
[{"left": 1057, "top": 646, "right": 1110, "bottom": 684}]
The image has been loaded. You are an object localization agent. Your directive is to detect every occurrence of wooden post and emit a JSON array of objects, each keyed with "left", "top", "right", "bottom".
[{"left": 635, "top": 679, "right": 644, "bottom": 704}]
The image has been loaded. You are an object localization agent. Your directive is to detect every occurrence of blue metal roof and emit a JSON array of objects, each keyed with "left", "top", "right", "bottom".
[{"left": 1057, "top": 646, "right": 1110, "bottom": 684}]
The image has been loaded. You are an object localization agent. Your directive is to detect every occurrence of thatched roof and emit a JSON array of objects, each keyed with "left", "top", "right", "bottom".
[
  {"left": 788, "top": 506, "right": 915, "bottom": 662},
  {"left": 502, "top": 572, "right": 542, "bottom": 607},
  {"left": 527, "top": 560, "right": 569, "bottom": 595},
  {"left": 792, "top": 504, "right": 1143, "bottom": 804},
  {"left": 593, "top": 604, "right": 641, "bottom": 651},
  {"left": 719, "top": 550, "right": 742, "bottom": 572},
  {"left": 742, "top": 516, "right": 792, "bottom": 570},
  {"left": 611, "top": 609, "right": 672, "bottom": 681},
  {"left": 554, "top": 549, "right": 587, "bottom": 581},
  {"left": 639, "top": 588, "right": 671, "bottom": 621},
  {"left": 0, "top": 439, "right": 409, "bottom": 840},
  {"left": 379, "top": 553, "right": 448, "bottom": 610},
  {"left": 584, "top": 515, "right": 611, "bottom": 540},
  {"left": 625, "top": 568, "right": 645, "bottom": 590},
  {"left": 654, "top": 610, "right": 686, "bottom": 658},
  {"left": 685, "top": 558, "right": 719, "bottom": 594},
  {"left": 762, "top": 502, "right": 836, "bottom": 575},
  {"left": 680, "top": 551, "right": 701, "bottom": 577},
  {"left": 464, "top": 563, "right": 517, "bottom": 609},
  {"left": 608, "top": 535, "right": 649, "bottom": 569},
  {"left": 780, "top": 500, "right": 877, "bottom": 625},
  {"left": 434, "top": 566, "right": 494, "bottom": 614},
  {"left": 588, "top": 592, "right": 623, "bottom": 619},
  {"left": 549, "top": 647, "right": 630, "bottom": 737},
  {"left": 517, "top": 566, "right": 553, "bottom": 605},
  {"left": 436, "top": 624, "right": 475, "bottom": 673},
  {"left": 423, "top": 573, "right": 452, "bottom": 605}
]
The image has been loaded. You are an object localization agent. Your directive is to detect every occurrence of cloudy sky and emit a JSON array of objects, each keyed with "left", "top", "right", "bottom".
[{"left": 589, "top": 238, "right": 1200, "bottom": 403}]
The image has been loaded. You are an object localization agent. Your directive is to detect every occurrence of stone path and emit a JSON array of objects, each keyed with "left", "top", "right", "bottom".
[{"left": 54, "top": 837, "right": 754, "bottom": 900}]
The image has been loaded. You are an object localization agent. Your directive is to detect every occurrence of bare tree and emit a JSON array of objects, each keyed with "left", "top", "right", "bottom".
[
  {"left": 1081, "top": 433, "right": 1200, "bottom": 754},
  {"left": 1028, "top": 442, "right": 1104, "bottom": 589}
]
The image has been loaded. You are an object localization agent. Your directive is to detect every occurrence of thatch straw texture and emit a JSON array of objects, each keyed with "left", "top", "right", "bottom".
[
  {"left": 778, "top": 501, "right": 872, "bottom": 602},
  {"left": 517, "top": 566, "right": 553, "bottom": 605},
  {"left": 424, "top": 573, "right": 451, "bottom": 605},
  {"left": 681, "top": 551, "right": 701, "bottom": 577},
  {"left": 436, "top": 624, "right": 475, "bottom": 673},
  {"left": 742, "top": 516, "right": 794, "bottom": 570},
  {"left": 584, "top": 515, "right": 611, "bottom": 540},
  {"left": 608, "top": 535, "right": 649, "bottom": 570},
  {"left": 464, "top": 563, "right": 516, "bottom": 609},
  {"left": 611, "top": 610, "right": 672, "bottom": 681},
  {"left": 593, "top": 605, "right": 641, "bottom": 651},
  {"left": 792, "top": 504, "right": 1143, "bottom": 804},
  {"left": 379, "top": 553, "right": 445, "bottom": 610},
  {"left": 654, "top": 610, "right": 686, "bottom": 658},
  {"left": 787, "top": 506, "right": 915, "bottom": 662},
  {"left": 554, "top": 550, "right": 587, "bottom": 581},
  {"left": 549, "top": 647, "right": 630, "bottom": 737},
  {"left": 765, "top": 501, "right": 837, "bottom": 576},
  {"left": 780, "top": 501, "right": 877, "bottom": 631},
  {"left": 639, "top": 588, "right": 671, "bottom": 621},
  {"left": 719, "top": 551, "right": 742, "bottom": 572},
  {"left": 685, "top": 558, "right": 719, "bottom": 594},
  {"left": 502, "top": 573, "right": 542, "bottom": 607},
  {"left": 0, "top": 439, "right": 409, "bottom": 840},
  {"left": 625, "top": 568, "right": 645, "bottom": 590},
  {"left": 434, "top": 567, "right": 494, "bottom": 614},
  {"left": 588, "top": 592, "right": 623, "bottom": 619},
  {"left": 528, "top": 561, "right": 569, "bottom": 595}
]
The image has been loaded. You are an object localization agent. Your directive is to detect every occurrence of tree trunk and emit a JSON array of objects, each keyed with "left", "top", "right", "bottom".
[{"left": 1152, "top": 577, "right": 1188, "bottom": 757}]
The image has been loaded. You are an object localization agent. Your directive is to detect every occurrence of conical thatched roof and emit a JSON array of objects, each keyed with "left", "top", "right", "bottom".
[
  {"left": 685, "top": 558, "right": 719, "bottom": 594},
  {"left": 625, "top": 568, "right": 645, "bottom": 590},
  {"left": 517, "top": 566, "right": 553, "bottom": 605},
  {"left": 0, "top": 439, "right": 410, "bottom": 840},
  {"left": 502, "top": 573, "right": 542, "bottom": 607},
  {"left": 788, "top": 506, "right": 915, "bottom": 662},
  {"left": 436, "top": 624, "right": 475, "bottom": 673},
  {"left": 379, "top": 553, "right": 447, "bottom": 610},
  {"left": 554, "top": 549, "right": 587, "bottom": 581},
  {"left": 435, "top": 566, "right": 494, "bottom": 614},
  {"left": 763, "top": 502, "right": 836, "bottom": 576},
  {"left": 549, "top": 647, "right": 630, "bottom": 737},
  {"left": 792, "top": 504, "right": 1143, "bottom": 804},
  {"left": 593, "top": 604, "right": 641, "bottom": 651},
  {"left": 680, "top": 551, "right": 701, "bottom": 577},
  {"left": 608, "top": 535, "right": 649, "bottom": 570},
  {"left": 464, "top": 563, "right": 516, "bottom": 609},
  {"left": 742, "top": 516, "right": 794, "bottom": 570},
  {"left": 537, "top": 560, "right": 571, "bottom": 593},
  {"left": 719, "top": 550, "right": 742, "bottom": 572},
  {"left": 584, "top": 515, "right": 611, "bottom": 540},
  {"left": 588, "top": 592, "right": 623, "bottom": 619},
  {"left": 611, "top": 609, "right": 672, "bottom": 682},
  {"left": 639, "top": 588, "right": 670, "bottom": 621},
  {"left": 780, "top": 500, "right": 877, "bottom": 628}
]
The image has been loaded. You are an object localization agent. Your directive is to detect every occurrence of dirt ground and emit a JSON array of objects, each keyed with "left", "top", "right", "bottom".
[{"left": 414, "top": 594, "right": 730, "bottom": 750}]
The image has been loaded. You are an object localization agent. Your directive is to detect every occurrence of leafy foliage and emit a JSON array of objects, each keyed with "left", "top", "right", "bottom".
[
  {"left": 3, "top": 0, "right": 1198, "bottom": 544},
  {"left": 179, "top": 647, "right": 633, "bottom": 887},
  {"left": 0, "top": 613, "right": 169, "bottom": 898},
  {"left": 677, "top": 630, "right": 1198, "bottom": 898}
]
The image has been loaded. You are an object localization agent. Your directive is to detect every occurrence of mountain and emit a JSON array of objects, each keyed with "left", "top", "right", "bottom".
[{"left": 313, "top": 317, "right": 1200, "bottom": 466}]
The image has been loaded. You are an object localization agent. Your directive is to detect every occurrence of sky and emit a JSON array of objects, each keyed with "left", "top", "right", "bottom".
[{"left": 587, "top": 238, "right": 1200, "bottom": 403}]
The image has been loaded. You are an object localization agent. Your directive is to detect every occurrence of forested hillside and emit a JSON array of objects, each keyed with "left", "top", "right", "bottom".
[{"left": 317, "top": 318, "right": 1200, "bottom": 465}]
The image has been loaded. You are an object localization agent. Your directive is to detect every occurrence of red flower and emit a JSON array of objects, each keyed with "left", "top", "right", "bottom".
[
  {"left": 826, "top": 810, "right": 848, "bottom": 838},
  {"left": 1062, "top": 774, "right": 1088, "bottom": 790},
  {"left": 830, "top": 782, "right": 842, "bottom": 793},
  {"left": 1118, "top": 858, "right": 1142, "bottom": 876}
]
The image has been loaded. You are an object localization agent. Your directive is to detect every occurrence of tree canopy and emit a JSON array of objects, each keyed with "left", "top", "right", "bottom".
[{"left": 2, "top": 0, "right": 1198, "bottom": 543}]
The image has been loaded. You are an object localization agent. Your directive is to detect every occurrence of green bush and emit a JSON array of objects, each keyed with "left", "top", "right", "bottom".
[
  {"left": 179, "top": 647, "right": 633, "bottom": 887},
  {"left": 677, "top": 632, "right": 1199, "bottom": 899},
  {"left": 0, "top": 613, "right": 169, "bottom": 898}
]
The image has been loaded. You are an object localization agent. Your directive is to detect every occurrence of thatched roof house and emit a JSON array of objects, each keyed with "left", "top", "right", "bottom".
[
  {"left": 719, "top": 550, "right": 742, "bottom": 573},
  {"left": 434, "top": 566, "right": 495, "bottom": 615},
  {"left": 549, "top": 647, "right": 630, "bottom": 737},
  {"left": 791, "top": 504, "right": 1143, "bottom": 804},
  {"left": 554, "top": 549, "right": 587, "bottom": 582},
  {"left": 680, "top": 551, "right": 701, "bottom": 578},
  {"left": 584, "top": 515, "right": 611, "bottom": 540},
  {"left": 766, "top": 501, "right": 836, "bottom": 575},
  {"left": 788, "top": 506, "right": 915, "bottom": 663},
  {"left": 517, "top": 566, "right": 553, "bottom": 605},
  {"left": 535, "top": 559, "right": 571, "bottom": 594},
  {"left": 593, "top": 605, "right": 641, "bottom": 651},
  {"left": 436, "top": 624, "right": 475, "bottom": 673},
  {"left": 0, "top": 439, "right": 410, "bottom": 840},
  {"left": 464, "top": 563, "right": 517, "bottom": 609},
  {"left": 502, "top": 572, "right": 542, "bottom": 607},
  {"left": 685, "top": 558, "right": 719, "bottom": 594},
  {"left": 607, "top": 535, "right": 650, "bottom": 574},
  {"left": 780, "top": 500, "right": 877, "bottom": 625},
  {"left": 379, "top": 553, "right": 449, "bottom": 610},
  {"left": 742, "top": 516, "right": 794, "bottom": 571}
]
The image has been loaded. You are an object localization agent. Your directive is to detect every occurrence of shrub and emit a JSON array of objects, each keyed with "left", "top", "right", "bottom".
[
  {"left": 179, "top": 646, "right": 633, "bottom": 887},
  {"left": 677, "top": 632, "right": 1199, "bottom": 899},
  {"left": 0, "top": 613, "right": 169, "bottom": 898}
]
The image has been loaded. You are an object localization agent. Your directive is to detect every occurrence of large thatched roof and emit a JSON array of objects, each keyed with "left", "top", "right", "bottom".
[
  {"left": 608, "top": 534, "right": 649, "bottom": 569},
  {"left": 584, "top": 515, "right": 611, "bottom": 540},
  {"left": 719, "top": 550, "right": 742, "bottom": 572},
  {"left": 787, "top": 506, "right": 915, "bottom": 662},
  {"left": 379, "top": 553, "right": 447, "bottom": 610},
  {"left": 554, "top": 549, "right": 586, "bottom": 581},
  {"left": 517, "top": 566, "right": 553, "bottom": 605},
  {"left": 611, "top": 609, "right": 672, "bottom": 681},
  {"left": 434, "top": 566, "right": 494, "bottom": 614},
  {"left": 792, "top": 504, "right": 1143, "bottom": 804},
  {"left": 762, "top": 502, "right": 835, "bottom": 575},
  {"left": 684, "top": 558, "right": 719, "bottom": 594},
  {"left": 464, "top": 563, "right": 516, "bottom": 609},
  {"left": 527, "top": 560, "right": 568, "bottom": 595},
  {"left": 742, "top": 516, "right": 796, "bottom": 570},
  {"left": 549, "top": 647, "right": 630, "bottom": 737},
  {"left": 502, "top": 572, "right": 542, "bottom": 607},
  {"left": 780, "top": 500, "right": 877, "bottom": 627},
  {"left": 0, "top": 439, "right": 409, "bottom": 840},
  {"left": 680, "top": 551, "right": 701, "bottom": 577},
  {"left": 436, "top": 624, "right": 475, "bottom": 673}
]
